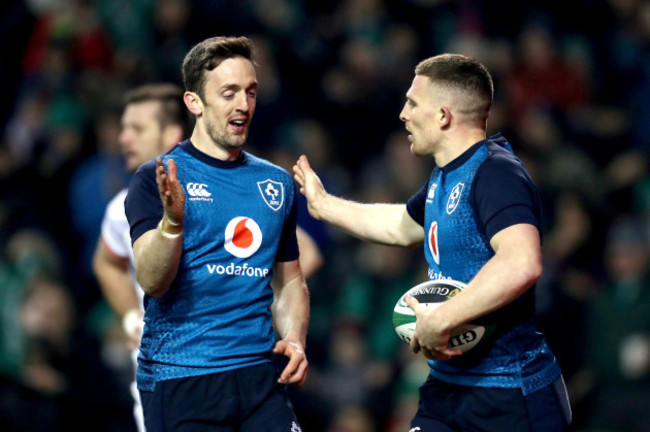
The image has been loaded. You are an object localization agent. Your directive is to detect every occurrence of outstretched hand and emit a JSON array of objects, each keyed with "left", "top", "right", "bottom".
[
  {"left": 405, "top": 295, "right": 463, "bottom": 361},
  {"left": 292, "top": 155, "right": 327, "bottom": 220},
  {"left": 273, "top": 340, "right": 308, "bottom": 387},
  {"left": 156, "top": 158, "right": 185, "bottom": 225}
]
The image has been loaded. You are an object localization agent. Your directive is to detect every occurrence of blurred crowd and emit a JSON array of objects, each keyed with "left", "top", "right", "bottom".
[{"left": 1, "top": 0, "right": 650, "bottom": 431}]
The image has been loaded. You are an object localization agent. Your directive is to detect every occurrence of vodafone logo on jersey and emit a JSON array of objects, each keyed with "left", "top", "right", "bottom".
[
  {"left": 428, "top": 221, "right": 440, "bottom": 265},
  {"left": 224, "top": 217, "right": 263, "bottom": 258}
]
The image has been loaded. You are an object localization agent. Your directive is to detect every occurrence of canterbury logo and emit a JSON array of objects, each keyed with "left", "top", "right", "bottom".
[{"left": 186, "top": 183, "right": 211, "bottom": 197}]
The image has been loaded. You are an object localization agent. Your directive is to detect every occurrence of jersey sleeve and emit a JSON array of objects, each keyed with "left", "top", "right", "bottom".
[
  {"left": 125, "top": 160, "right": 163, "bottom": 244},
  {"left": 472, "top": 154, "right": 541, "bottom": 240},
  {"left": 275, "top": 179, "right": 300, "bottom": 262},
  {"left": 100, "top": 190, "right": 130, "bottom": 258},
  {"left": 406, "top": 181, "right": 428, "bottom": 227}
]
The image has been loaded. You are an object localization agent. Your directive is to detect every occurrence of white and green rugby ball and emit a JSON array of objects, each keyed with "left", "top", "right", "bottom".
[{"left": 393, "top": 279, "right": 494, "bottom": 353}]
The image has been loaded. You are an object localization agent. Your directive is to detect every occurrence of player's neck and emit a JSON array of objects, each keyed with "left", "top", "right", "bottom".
[
  {"left": 434, "top": 129, "right": 486, "bottom": 168},
  {"left": 189, "top": 128, "right": 242, "bottom": 162}
]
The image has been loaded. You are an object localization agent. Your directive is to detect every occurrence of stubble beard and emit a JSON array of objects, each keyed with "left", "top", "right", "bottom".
[{"left": 207, "top": 122, "right": 247, "bottom": 153}]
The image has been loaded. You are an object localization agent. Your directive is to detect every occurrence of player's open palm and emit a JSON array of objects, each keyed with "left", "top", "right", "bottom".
[
  {"left": 405, "top": 295, "right": 463, "bottom": 361},
  {"left": 156, "top": 158, "right": 185, "bottom": 225},
  {"left": 293, "top": 155, "right": 327, "bottom": 220},
  {"left": 273, "top": 340, "right": 308, "bottom": 387}
]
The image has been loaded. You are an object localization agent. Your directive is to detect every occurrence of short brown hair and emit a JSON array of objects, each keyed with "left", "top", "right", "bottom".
[
  {"left": 415, "top": 54, "right": 493, "bottom": 114},
  {"left": 182, "top": 36, "right": 255, "bottom": 99},
  {"left": 123, "top": 83, "right": 191, "bottom": 135}
]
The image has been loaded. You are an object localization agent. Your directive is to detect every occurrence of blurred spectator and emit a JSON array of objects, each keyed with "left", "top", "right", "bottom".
[
  {"left": 358, "top": 128, "right": 431, "bottom": 200},
  {"left": 326, "top": 404, "right": 375, "bottom": 432},
  {"left": 0, "top": 228, "right": 62, "bottom": 383},
  {"left": 303, "top": 321, "right": 394, "bottom": 429},
  {"left": 570, "top": 216, "right": 650, "bottom": 431},
  {"left": 384, "top": 347, "right": 429, "bottom": 432},
  {"left": 0, "top": 228, "right": 134, "bottom": 431},
  {"left": 150, "top": 0, "right": 191, "bottom": 83},
  {"left": 535, "top": 192, "right": 600, "bottom": 386},
  {"left": 506, "top": 23, "right": 590, "bottom": 117},
  {"left": 514, "top": 106, "right": 604, "bottom": 208},
  {"left": 67, "top": 110, "right": 127, "bottom": 280},
  {"left": 335, "top": 242, "right": 421, "bottom": 360}
]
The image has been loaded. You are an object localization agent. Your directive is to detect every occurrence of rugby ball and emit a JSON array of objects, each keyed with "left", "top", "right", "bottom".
[{"left": 393, "top": 279, "right": 494, "bottom": 353}]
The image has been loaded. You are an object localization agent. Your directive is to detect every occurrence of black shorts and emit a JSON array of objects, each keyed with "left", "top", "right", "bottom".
[
  {"left": 410, "top": 376, "right": 572, "bottom": 432},
  {"left": 139, "top": 362, "right": 301, "bottom": 432}
]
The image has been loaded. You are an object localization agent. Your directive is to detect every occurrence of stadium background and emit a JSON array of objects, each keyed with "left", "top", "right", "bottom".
[{"left": 1, "top": 0, "right": 650, "bottom": 430}]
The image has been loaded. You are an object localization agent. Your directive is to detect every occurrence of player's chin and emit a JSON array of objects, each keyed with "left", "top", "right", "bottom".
[
  {"left": 126, "top": 159, "right": 140, "bottom": 172},
  {"left": 410, "top": 144, "right": 425, "bottom": 157},
  {"left": 228, "top": 133, "right": 248, "bottom": 146}
]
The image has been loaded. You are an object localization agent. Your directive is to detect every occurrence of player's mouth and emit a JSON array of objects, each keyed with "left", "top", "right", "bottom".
[{"left": 229, "top": 118, "right": 248, "bottom": 134}]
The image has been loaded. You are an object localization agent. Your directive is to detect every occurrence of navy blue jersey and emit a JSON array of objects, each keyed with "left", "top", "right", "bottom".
[
  {"left": 406, "top": 133, "right": 561, "bottom": 395},
  {"left": 125, "top": 140, "right": 299, "bottom": 391}
]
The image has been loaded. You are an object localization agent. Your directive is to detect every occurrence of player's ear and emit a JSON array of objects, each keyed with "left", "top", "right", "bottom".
[
  {"left": 439, "top": 106, "right": 452, "bottom": 129},
  {"left": 184, "top": 91, "right": 203, "bottom": 116}
]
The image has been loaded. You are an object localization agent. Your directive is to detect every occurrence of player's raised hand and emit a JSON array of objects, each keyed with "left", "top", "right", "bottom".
[
  {"left": 273, "top": 340, "right": 308, "bottom": 387},
  {"left": 293, "top": 155, "right": 327, "bottom": 220},
  {"left": 156, "top": 158, "right": 185, "bottom": 225},
  {"left": 405, "top": 295, "right": 463, "bottom": 361}
]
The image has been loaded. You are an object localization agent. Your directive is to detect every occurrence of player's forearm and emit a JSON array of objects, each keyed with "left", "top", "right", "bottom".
[
  {"left": 95, "top": 264, "right": 140, "bottom": 316},
  {"left": 313, "top": 195, "right": 414, "bottom": 246},
  {"left": 93, "top": 242, "right": 140, "bottom": 317},
  {"left": 296, "top": 227, "right": 323, "bottom": 279},
  {"left": 435, "top": 242, "right": 541, "bottom": 332},
  {"left": 272, "top": 275, "right": 310, "bottom": 347},
  {"left": 133, "top": 219, "right": 183, "bottom": 298}
]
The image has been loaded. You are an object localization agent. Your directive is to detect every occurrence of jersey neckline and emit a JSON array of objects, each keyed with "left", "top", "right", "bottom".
[{"left": 179, "top": 139, "right": 248, "bottom": 169}]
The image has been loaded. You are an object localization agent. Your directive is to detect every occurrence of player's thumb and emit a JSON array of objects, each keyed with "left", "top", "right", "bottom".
[
  {"left": 273, "top": 341, "right": 285, "bottom": 354},
  {"left": 405, "top": 295, "right": 420, "bottom": 311}
]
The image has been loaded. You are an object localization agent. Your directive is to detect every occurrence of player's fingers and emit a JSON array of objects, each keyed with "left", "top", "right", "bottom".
[
  {"left": 156, "top": 159, "right": 170, "bottom": 194},
  {"left": 297, "top": 155, "right": 310, "bottom": 169},
  {"left": 166, "top": 160, "right": 181, "bottom": 199},
  {"left": 167, "top": 158, "right": 178, "bottom": 182},
  {"left": 409, "top": 336, "right": 421, "bottom": 354},
  {"left": 278, "top": 353, "right": 302, "bottom": 383},
  {"left": 404, "top": 295, "right": 420, "bottom": 311},
  {"left": 282, "top": 356, "right": 308, "bottom": 386},
  {"left": 420, "top": 346, "right": 435, "bottom": 359},
  {"left": 438, "top": 347, "right": 463, "bottom": 358},
  {"left": 293, "top": 172, "right": 304, "bottom": 187},
  {"left": 291, "top": 360, "right": 309, "bottom": 387},
  {"left": 277, "top": 341, "right": 306, "bottom": 383}
]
